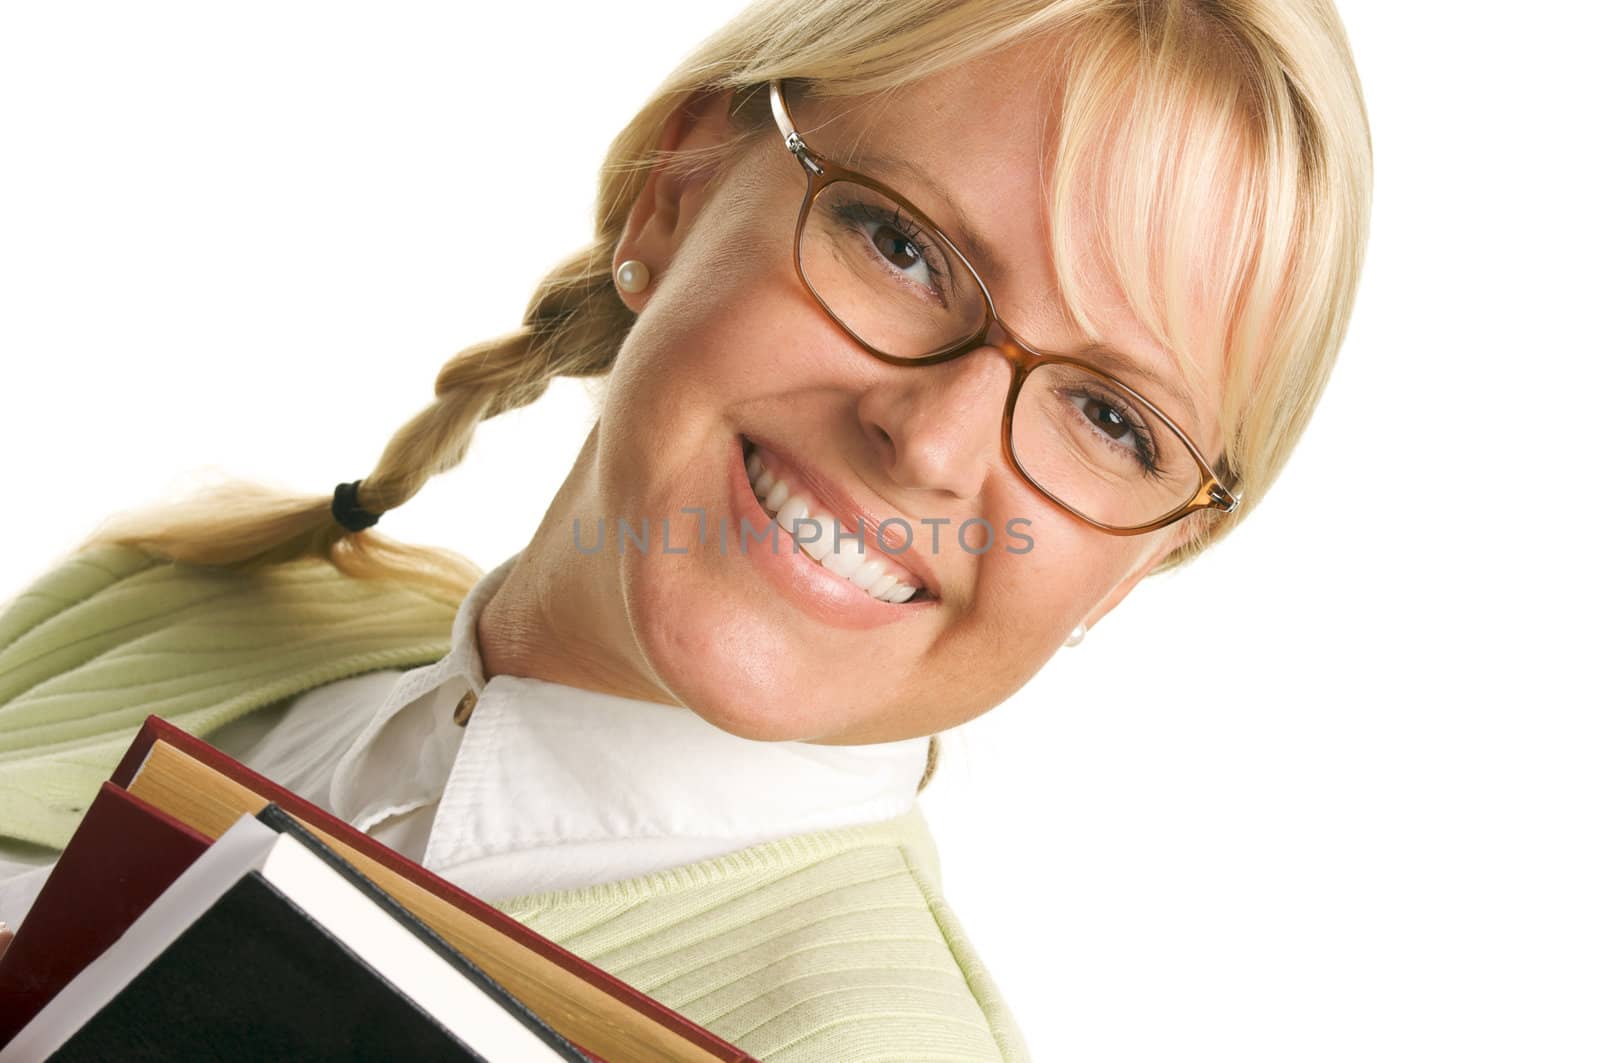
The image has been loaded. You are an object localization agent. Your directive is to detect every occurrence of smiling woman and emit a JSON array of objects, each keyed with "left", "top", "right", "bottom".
[{"left": 0, "top": 1, "right": 1371, "bottom": 1059}]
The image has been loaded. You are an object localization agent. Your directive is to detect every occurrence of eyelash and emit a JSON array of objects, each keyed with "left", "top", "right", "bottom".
[
  {"left": 1056, "top": 383, "right": 1164, "bottom": 477},
  {"left": 830, "top": 199, "right": 949, "bottom": 300}
]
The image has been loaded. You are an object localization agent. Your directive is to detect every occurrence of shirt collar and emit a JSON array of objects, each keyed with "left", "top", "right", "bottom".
[
  {"left": 330, "top": 550, "right": 932, "bottom": 893},
  {"left": 447, "top": 546, "right": 505, "bottom": 697},
  {"left": 327, "top": 551, "right": 517, "bottom": 826}
]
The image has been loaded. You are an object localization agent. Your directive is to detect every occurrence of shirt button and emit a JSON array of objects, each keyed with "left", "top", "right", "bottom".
[{"left": 453, "top": 689, "right": 478, "bottom": 726}]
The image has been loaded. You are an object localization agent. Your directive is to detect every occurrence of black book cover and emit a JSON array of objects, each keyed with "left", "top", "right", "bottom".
[
  {"left": 45, "top": 805, "right": 591, "bottom": 1062},
  {"left": 49, "top": 871, "right": 492, "bottom": 1062},
  {"left": 251, "top": 804, "right": 587, "bottom": 1061}
]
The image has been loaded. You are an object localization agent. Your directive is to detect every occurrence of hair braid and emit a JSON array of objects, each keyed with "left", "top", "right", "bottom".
[{"left": 69, "top": 235, "right": 632, "bottom": 603}]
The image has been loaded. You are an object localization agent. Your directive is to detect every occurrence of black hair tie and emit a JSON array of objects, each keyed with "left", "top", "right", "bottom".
[{"left": 331, "top": 479, "right": 381, "bottom": 532}]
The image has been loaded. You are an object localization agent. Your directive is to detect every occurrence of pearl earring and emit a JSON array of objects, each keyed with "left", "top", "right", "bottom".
[
  {"left": 1064, "top": 623, "right": 1087, "bottom": 648},
  {"left": 615, "top": 259, "right": 651, "bottom": 294}
]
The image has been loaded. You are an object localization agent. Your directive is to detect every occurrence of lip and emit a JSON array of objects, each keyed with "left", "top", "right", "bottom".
[
  {"left": 727, "top": 434, "right": 938, "bottom": 630},
  {"left": 740, "top": 432, "right": 943, "bottom": 602}
]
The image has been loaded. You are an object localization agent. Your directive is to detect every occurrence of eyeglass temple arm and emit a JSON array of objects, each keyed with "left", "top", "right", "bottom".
[{"left": 769, "top": 80, "right": 824, "bottom": 176}]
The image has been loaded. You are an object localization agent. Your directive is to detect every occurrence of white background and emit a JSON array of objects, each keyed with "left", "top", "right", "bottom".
[{"left": 2, "top": 3, "right": 1595, "bottom": 1059}]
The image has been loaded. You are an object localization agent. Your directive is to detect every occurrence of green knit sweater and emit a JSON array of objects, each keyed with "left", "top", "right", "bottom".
[{"left": 0, "top": 545, "right": 1030, "bottom": 1062}]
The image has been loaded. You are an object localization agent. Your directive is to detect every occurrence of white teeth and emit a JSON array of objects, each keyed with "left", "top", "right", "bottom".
[
  {"left": 867, "top": 572, "right": 898, "bottom": 598},
  {"left": 799, "top": 527, "right": 831, "bottom": 562},
  {"left": 849, "top": 557, "right": 886, "bottom": 589},
  {"left": 821, "top": 542, "right": 865, "bottom": 579},
  {"left": 744, "top": 443, "right": 923, "bottom": 604},
  {"left": 774, "top": 496, "right": 808, "bottom": 533}
]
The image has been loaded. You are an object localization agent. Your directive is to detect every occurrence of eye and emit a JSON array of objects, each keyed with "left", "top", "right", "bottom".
[
  {"left": 1058, "top": 387, "right": 1160, "bottom": 473},
  {"left": 830, "top": 199, "right": 949, "bottom": 301}
]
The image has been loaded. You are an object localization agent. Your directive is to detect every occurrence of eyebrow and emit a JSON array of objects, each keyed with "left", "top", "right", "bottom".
[
  {"left": 843, "top": 150, "right": 1203, "bottom": 433},
  {"left": 847, "top": 151, "right": 1010, "bottom": 285}
]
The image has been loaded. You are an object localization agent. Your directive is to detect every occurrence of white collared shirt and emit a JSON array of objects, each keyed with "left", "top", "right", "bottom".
[{"left": 0, "top": 552, "right": 932, "bottom": 922}]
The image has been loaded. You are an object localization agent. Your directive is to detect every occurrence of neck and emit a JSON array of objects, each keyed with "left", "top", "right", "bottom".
[{"left": 476, "top": 426, "right": 682, "bottom": 709}]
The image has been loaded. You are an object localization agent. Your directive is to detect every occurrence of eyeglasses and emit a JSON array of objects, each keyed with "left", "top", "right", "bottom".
[{"left": 766, "top": 78, "right": 1241, "bottom": 535}]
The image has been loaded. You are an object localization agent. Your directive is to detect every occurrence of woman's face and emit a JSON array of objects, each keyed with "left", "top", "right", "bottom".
[{"left": 503, "top": 41, "right": 1231, "bottom": 745}]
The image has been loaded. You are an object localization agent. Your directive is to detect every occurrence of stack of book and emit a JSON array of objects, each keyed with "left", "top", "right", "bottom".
[{"left": 0, "top": 715, "right": 759, "bottom": 1062}]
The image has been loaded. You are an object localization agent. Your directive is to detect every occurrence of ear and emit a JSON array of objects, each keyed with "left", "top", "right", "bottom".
[{"left": 611, "top": 88, "right": 740, "bottom": 312}]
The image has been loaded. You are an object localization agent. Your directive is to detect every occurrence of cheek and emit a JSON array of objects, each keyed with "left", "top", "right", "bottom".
[
  {"left": 604, "top": 231, "right": 801, "bottom": 443},
  {"left": 965, "top": 507, "right": 1150, "bottom": 650}
]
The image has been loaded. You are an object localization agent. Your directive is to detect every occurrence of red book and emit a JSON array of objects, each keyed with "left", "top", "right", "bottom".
[{"left": 0, "top": 784, "right": 210, "bottom": 1044}]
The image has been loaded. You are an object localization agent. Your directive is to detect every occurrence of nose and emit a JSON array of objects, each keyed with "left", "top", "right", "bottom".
[{"left": 855, "top": 342, "right": 1014, "bottom": 501}]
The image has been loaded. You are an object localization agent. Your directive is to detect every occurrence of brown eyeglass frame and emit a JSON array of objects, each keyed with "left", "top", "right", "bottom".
[{"left": 767, "top": 78, "right": 1242, "bottom": 535}]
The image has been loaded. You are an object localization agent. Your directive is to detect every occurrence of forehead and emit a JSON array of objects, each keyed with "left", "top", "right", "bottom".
[
  {"left": 787, "top": 41, "right": 1241, "bottom": 446},
  {"left": 804, "top": 48, "right": 1061, "bottom": 287}
]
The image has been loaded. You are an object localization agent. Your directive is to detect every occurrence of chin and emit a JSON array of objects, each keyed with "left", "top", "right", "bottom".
[
  {"left": 640, "top": 612, "right": 840, "bottom": 743},
  {"left": 622, "top": 555, "right": 857, "bottom": 744}
]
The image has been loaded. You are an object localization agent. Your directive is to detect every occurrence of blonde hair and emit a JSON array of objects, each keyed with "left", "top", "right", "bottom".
[{"left": 64, "top": 0, "right": 1371, "bottom": 787}]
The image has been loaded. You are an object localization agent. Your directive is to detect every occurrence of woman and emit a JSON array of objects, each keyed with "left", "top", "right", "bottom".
[{"left": 0, "top": 0, "right": 1371, "bottom": 1058}]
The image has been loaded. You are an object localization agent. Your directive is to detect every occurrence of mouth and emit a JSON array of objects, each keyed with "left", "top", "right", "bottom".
[{"left": 738, "top": 433, "right": 938, "bottom": 605}]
